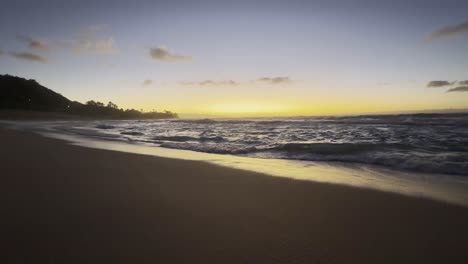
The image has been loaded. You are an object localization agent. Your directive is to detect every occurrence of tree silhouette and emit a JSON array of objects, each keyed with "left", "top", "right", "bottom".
[{"left": 1, "top": 74, "right": 178, "bottom": 119}]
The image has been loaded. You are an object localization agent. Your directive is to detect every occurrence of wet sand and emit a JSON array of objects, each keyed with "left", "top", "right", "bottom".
[{"left": 1, "top": 127, "right": 468, "bottom": 263}]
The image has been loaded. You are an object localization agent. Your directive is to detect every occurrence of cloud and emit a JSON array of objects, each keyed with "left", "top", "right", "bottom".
[
  {"left": 181, "top": 77, "right": 293, "bottom": 86},
  {"left": 142, "top": 79, "right": 153, "bottom": 86},
  {"left": 9, "top": 51, "right": 47, "bottom": 63},
  {"left": 149, "top": 47, "right": 192, "bottom": 62},
  {"left": 15, "top": 26, "right": 117, "bottom": 55},
  {"left": 74, "top": 37, "right": 117, "bottom": 54},
  {"left": 17, "top": 35, "right": 49, "bottom": 51},
  {"left": 427, "top": 20, "right": 468, "bottom": 41},
  {"left": 202, "top": 80, "right": 238, "bottom": 86},
  {"left": 0, "top": 49, "right": 3, "bottom": 55},
  {"left": 181, "top": 80, "right": 238, "bottom": 86},
  {"left": 426, "top": 80, "right": 453, "bottom": 88},
  {"left": 68, "top": 25, "right": 117, "bottom": 54},
  {"left": 459, "top": 80, "right": 468, "bottom": 86},
  {"left": 447, "top": 86, "right": 468, "bottom": 93},
  {"left": 257, "top": 77, "right": 291, "bottom": 84}
]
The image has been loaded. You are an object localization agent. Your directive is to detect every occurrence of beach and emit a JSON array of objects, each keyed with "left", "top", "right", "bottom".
[{"left": 2, "top": 127, "right": 468, "bottom": 263}]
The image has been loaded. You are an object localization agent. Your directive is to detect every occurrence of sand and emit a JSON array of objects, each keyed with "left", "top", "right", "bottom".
[{"left": 1, "top": 127, "right": 468, "bottom": 263}]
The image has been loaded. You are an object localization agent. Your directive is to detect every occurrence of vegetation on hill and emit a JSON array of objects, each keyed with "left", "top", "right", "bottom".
[{"left": 0, "top": 74, "right": 178, "bottom": 119}]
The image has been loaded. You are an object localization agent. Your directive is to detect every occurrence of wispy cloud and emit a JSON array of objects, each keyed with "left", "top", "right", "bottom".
[
  {"left": 72, "top": 25, "right": 117, "bottom": 54},
  {"left": 9, "top": 51, "right": 47, "bottom": 63},
  {"left": 17, "top": 35, "right": 50, "bottom": 51},
  {"left": 181, "top": 77, "right": 293, "bottom": 86},
  {"left": 459, "top": 80, "right": 468, "bottom": 86},
  {"left": 15, "top": 26, "right": 118, "bottom": 55},
  {"left": 257, "top": 77, "right": 291, "bottom": 84},
  {"left": 181, "top": 80, "right": 238, "bottom": 86},
  {"left": 150, "top": 47, "right": 192, "bottom": 62},
  {"left": 447, "top": 86, "right": 468, "bottom": 93},
  {"left": 142, "top": 79, "right": 153, "bottom": 86},
  {"left": 73, "top": 38, "right": 117, "bottom": 54},
  {"left": 427, "top": 20, "right": 468, "bottom": 41},
  {"left": 426, "top": 80, "right": 453, "bottom": 88}
]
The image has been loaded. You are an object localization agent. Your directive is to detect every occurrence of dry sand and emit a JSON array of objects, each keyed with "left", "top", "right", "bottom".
[{"left": 1, "top": 127, "right": 468, "bottom": 263}]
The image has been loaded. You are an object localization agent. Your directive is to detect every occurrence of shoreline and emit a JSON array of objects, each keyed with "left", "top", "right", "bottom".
[
  {"left": 2, "top": 126, "right": 468, "bottom": 262},
  {"left": 5, "top": 120, "right": 468, "bottom": 206}
]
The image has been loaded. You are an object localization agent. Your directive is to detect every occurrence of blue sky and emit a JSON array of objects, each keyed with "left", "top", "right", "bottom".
[{"left": 1, "top": 0, "right": 467, "bottom": 116}]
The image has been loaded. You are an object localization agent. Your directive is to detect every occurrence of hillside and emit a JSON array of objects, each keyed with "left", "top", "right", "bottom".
[
  {"left": 0, "top": 75, "right": 71, "bottom": 111},
  {"left": 0, "top": 74, "right": 177, "bottom": 119}
]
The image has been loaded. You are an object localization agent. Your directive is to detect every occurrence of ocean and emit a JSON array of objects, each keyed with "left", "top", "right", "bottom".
[
  {"left": 48, "top": 113, "right": 468, "bottom": 176},
  {"left": 5, "top": 112, "right": 468, "bottom": 205}
]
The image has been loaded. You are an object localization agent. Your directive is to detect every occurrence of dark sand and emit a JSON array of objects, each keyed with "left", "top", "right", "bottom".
[{"left": 1, "top": 127, "right": 468, "bottom": 263}]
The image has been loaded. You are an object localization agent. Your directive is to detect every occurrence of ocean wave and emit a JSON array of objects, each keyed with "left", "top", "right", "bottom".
[
  {"left": 199, "top": 136, "right": 226, "bottom": 142},
  {"left": 159, "top": 142, "right": 255, "bottom": 154},
  {"left": 153, "top": 135, "right": 199, "bottom": 142},
  {"left": 274, "top": 142, "right": 403, "bottom": 155},
  {"left": 153, "top": 135, "right": 226, "bottom": 143},
  {"left": 121, "top": 131, "right": 144, "bottom": 136},
  {"left": 275, "top": 151, "right": 468, "bottom": 176},
  {"left": 51, "top": 113, "right": 468, "bottom": 176},
  {"left": 171, "top": 118, "right": 218, "bottom": 124},
  {"left": 95, "top": 124, "right": 116, "bottom": 129},
  {"left": 257, "top": 143, "right": 467, "bottom": 175},
  {"left": 153, "top": 141, "right": 468, "bottom": 175}
]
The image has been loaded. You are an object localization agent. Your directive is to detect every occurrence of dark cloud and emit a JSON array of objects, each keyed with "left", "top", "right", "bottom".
[
  {"left": 142, "top": 79, "right": 153, "bottom": 86},
  {"left": 426, "top": 80, "right": 453, "bottom": 88},
  {"left": 257, "top": 77, "right": 291, "bottom": 84},
  {"left": 150, "top": 47, "right": 192, "bottom": 62},
  {"left": 447, "top": 86, "right": 468, "bottom": 93},
  {"left": 17, "top": 35, "right": 49, "bottom": 51},
  {"left": 459, "top": 80, "right": 468, "bottom": 86},
  {"left": 9, "top": 51, "right": 47, "bottom": 63},
  {"left": 427, "top": 20, "right": 468, "bottom": 41}
]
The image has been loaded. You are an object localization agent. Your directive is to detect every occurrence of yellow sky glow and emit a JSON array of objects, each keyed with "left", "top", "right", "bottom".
[{"left": 88, "top": 81, "right": 468, "bottom": 118}]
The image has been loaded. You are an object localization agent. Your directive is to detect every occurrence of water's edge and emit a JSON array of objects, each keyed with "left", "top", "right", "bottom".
[{"left": 4, "top": 120, "right": 468, "bottom": 207}]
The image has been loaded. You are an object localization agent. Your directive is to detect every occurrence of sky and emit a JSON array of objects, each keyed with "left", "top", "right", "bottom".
[{"left": 1, "top": 0, "right": 467, "bottom": 117}]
